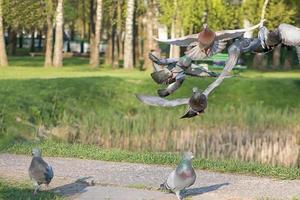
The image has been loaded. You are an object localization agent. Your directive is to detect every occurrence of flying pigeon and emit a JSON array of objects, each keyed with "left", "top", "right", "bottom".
[
  {"left": 136, "top": 53, "right": 232, "bottom": 118},
  {"left": 260, "top": 23, "right": 300, "bottom": 63},
  {"left": 154, "top": 21, "right": 264, "bottom": 60},
  {"left": 28, "top": 148, "right": 54, "bottom": 194},
  {"left": 160, "top": 152, "right": 196, "bottom": 200}
]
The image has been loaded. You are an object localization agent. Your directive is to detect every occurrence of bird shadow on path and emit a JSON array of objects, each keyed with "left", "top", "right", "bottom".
[
  {"left": 183, "top": 182, "right": 230, "bottom": 198},
  {"left": 51, "top": 176, "right": 95, "bottom": 197}
]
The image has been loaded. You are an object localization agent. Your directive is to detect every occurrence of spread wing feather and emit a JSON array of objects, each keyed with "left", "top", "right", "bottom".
[
  {"left": 278, "top": 24, "right": 300, "bottom": 46},
  {"left": 153, "top": 34, "right": 198, "bottom": 47},
  {"left": 215, "top": 21, "right": 264, "bottom": 41},
  {"left": 136, "top": 94, "right": 189, "bottom": 107},
  {"left": 203, "top": 46, "right": 241, "bottom": 97}
]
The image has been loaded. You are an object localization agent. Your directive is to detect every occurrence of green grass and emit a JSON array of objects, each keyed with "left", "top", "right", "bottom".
[
  {"left": 4, "top": 140, "right": 300, "bottom": 180},
  {"left": 1, "top": 56, "right": 300, "bottom": 167},
  {"left": 0, "top": 179, "right": 62, "bottom": 200}
]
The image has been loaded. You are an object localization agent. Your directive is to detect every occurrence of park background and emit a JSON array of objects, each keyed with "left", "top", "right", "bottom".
[{"left": 0, "top": 0, "right": 300, "bottom": 191}]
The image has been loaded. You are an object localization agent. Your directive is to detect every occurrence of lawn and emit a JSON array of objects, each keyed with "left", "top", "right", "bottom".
[
  {"left": 0, "top": 179, "right": 62, "bottom": 200},
  {"left": 0, "top": 56, "right": 300, "bottom": 167},
  {"left": 4, "top": 140, "right": 300, "bottom": 180}
]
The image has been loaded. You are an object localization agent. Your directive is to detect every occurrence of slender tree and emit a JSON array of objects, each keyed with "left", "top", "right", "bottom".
[
  {"left": 123, "top": 0, "right": 135, "bottom": 69},
  {"left": 0, "top": 0, "right": 7, "bottom": 66},
  {"left": 53, "top": 0, "right": 64, "bottom": 67},
  {"left": 143, "top": 0, "right": 158, "bottom": 69},
  {"left": 44, "top": 0, "right": 54, "bottom": 67},
  {"left": 90, "top": 0, "right": 103, "bottom": 68}
]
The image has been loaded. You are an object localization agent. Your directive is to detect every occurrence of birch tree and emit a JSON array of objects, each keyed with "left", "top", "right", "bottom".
[
  {"left": 53, "top": 0, "right": 64, "bottom": 67},
  {"left": 123, "top": 0, "right": 134, "bottom": 69},
  {"left": 0, "top": 0, "right": 8, "bottom": 66}
]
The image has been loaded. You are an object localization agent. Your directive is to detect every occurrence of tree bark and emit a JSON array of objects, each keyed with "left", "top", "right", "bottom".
[
  {"left": 8, "top": 28, "right": 17, "bottom": 56},
  {"left": 53, "top": 0, "right": 64, "bottom": 67},
  {"left": 30, "top": 31, "right": 35, "bottom": 52},
  {"left": 18, "top": 32, "right": 23, "bottom": 48},
  {"left": 169, "top": 0, "right": 180, "bottom": 58},
  {"left": 45, "top": 14, "right": 53, "bottom": 67},
  {"left": 272, "top": 44, "right": 281, "bottom": 69},
  {"left": 123, "top": 0, "right": 135, "bottom": 69},
  {"left": 89, "top": 0, "right": 102, "bottom": 68},
  {"left": 143, "top": 0, "right": 159, "bottom": 69},
  {"left": 116, "top": 0, "right": 123, "bottom": 61},
  {"left": 0, "top": 0, "right": 8, "bottom": 66}
]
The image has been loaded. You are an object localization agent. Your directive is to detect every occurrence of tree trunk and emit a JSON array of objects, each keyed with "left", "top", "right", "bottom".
[
  {"left": 30, "top": 31, "right": 35, "bottom": 52},
  {"left": 143, "top": 0, "right": 159, "bottom": 69},
  {"left": 253, "top": 54, "right": 267, "bottom": 70},
  {"left": 283, "top": 46, "right": 293, "bottom": 70},
  {"left": 89, "top": 0, "right": 95, "bottom": 64},
  {"left": 123, "top": 0, "right": 135, "bottom": 69},
  {"left": 45, "top": 14, "right": 53, "bottom": 67},
  {"left": 105, "top": 33, "right": 112, "bottom": 65},
  {"left": 116, "top": 0, "right": 123, "bottom": 61},
  {"left": 53, "top": 0, "right": 64, "bottom": 67},
  {"left": 169, "top": 0, "right": 180, "bottom": 58},
  {"left": 38, "top": 31, "right": 43, "bottom": 50},
  {"left": 0, "top": 0, "right": 8, "bottom": 66},
  {"left": 19, "top": 32, "right": 23, "bottom": 48},
  {"left": 272, "top": 44, "right": 281, "bottom": 69},
  {"left": 90, "top": 0, "right": 103, "bottom": 68},
  {"left": 8, "top": 28, "right": 17, "bottom": 56}
]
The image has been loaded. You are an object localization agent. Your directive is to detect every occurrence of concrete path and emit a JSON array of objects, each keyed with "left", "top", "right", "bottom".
[{"left": 0, "top": 153, "right": 299, "bottom": 200}]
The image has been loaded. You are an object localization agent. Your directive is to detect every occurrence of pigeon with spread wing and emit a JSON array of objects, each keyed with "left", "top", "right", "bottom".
[
  {"left": 136, "top": 42, "right": 241, "bottom": 118},
  {"left": 154, "top": 21, "right": 264, "bottom": 60}
]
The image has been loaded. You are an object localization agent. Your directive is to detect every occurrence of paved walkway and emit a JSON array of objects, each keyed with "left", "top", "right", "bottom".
[{"left": 0, "top": 153, "right": 299, "bottom": 200}]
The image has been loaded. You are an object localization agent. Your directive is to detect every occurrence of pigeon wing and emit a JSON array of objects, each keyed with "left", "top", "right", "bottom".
[
  {"left": 203, "top": 45, "right": 241, "bottom": 97},
  {"left": 136, "top": 95, "right": 189, "bottom": 107},
  {"left": 215, "top": 21, "right": 264, "bottom": 41},
  {"left": 278, "top": 24, "right": 300, "bottom": 46},
  {"left": 153, "top": 34, "right": 198, "bottom": 47},
  {"left": 185, "top": 40, "right": 227, "bottom": 60}
]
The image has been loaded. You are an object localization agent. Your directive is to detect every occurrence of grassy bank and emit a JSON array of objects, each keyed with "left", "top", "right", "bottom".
[
  {"left": 0, "top": 56, "right": 300, "bottom": 166},
  {"left": 4, "top": 140, "right": 300, "bottom": 180},
  {"left": 0, "top": 179, "right": 62, "bottom": 200}
]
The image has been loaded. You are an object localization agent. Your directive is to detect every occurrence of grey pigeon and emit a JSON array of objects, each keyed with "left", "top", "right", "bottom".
[
  {"left": 136, "top": 87, "right": 207, "bottom": 119},
  {"left": 28, "top": 148, "right": 54, "bottom": 194},
  {"left": 181, "top": 87, "right": 207, "bottom": 119},
  {"left": 154, "top": 21, "right": 264, "bottom": 60},
  {"left": 160, "top": 152, "right": 196, "bottom": 200}
]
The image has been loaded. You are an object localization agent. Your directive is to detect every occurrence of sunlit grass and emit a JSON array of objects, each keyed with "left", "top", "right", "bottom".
[
  {"left": 4, "top": 140, "right": 300, "bottom": 180},
  {"left": 1, "top": 56, "right": 300, "bottom": 166},
  {"left": 0, "top": 179, "right": 62, "bottom": 200}
]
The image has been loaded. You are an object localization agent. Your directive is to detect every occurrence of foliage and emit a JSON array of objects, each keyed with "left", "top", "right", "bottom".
[{"left": 3, "top": 0, "right": 47, "bottom": 30}]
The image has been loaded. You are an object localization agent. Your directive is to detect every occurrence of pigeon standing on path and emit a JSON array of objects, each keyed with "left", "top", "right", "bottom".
[
  {"left": 160, "top": 152, "right": 196, "bottom": 200},
  {"left": 28, "top": 148, "right": 54, "bottom": 194}
]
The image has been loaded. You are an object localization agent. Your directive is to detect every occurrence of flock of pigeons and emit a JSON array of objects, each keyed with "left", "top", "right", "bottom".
[
  {"left": 137, "top": 21, "right": 300, "bottom": 118},
  {"left": 28, "top": 22, "right": 300, "bottom": 200},
  {"left": 29, "top": 148, "right": 196, "bottom": 200}
]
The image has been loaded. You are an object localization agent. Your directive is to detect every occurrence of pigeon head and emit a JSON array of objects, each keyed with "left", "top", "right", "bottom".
[
  {"left": 182, "top": 151, "right": 194, "bottom": 160},
  {"left": 32, "top": 148, "right": 41, "bottom": 157},
  {"left": 198, "top": 24, "right": 216, "bottom": 46}
]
